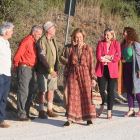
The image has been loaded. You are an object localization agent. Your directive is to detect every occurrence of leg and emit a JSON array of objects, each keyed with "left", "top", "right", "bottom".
[
  {"left": 123, "top": 63, "right": 135, "bottom": 116},
  {"left": 46, "top": 74, "right": 59, "bottom": 117},
  {"left": 17, "top": 66, "right": 31, "bottom": 119},
  {"left": 47, "top": 90, "right": 54, "bottom": 102},
  {"left": 107, "top": 78, "right": 117, "bottom": 118},
  {"left": 38, "top": 92, "right": 48, "bottom": 119},
  {"left": 136, "top": 93, "right": 140, "bottom": 115},
  {"left": 98, "top": 76, "right": 106, "bottom": 106},
  {"left": 124, "top": 63, "right": 134, "bottom": 108},
  {"left": 25, "top": 69, "right": 34, "bottom": 117},
  {"left": 97, "top": 76, "right": 106, "bottom": 116},
  {"left": 37, "top": 73, "right": 48, "bottom": 119},
  {"left": 63, "top": 81, "right": 68, "bottom": 112},
  {"left": 0, "top": 75, "right": 11, "bottom": 127},
  {"left": 38, "top": 92, "right": 46, "bottom": 108},
  {"left": 107, "top": 78, "right": 117, "bottom": 110}
]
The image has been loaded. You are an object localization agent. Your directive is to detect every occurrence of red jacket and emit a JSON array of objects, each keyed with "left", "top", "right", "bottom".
[
  {"left": 95, "top": 40, "right": 121, "bottom": 78},
  {"left": 13, "top": 35, "right": 37, "bottom": 69}
]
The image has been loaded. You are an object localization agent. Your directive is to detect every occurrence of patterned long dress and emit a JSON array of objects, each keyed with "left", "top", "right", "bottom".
[{"left": 66, "top": 44, "right": 96, "bottom": 123}]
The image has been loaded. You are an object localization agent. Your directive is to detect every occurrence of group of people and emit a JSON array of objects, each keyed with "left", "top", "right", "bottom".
[{"left": 0, "top": 21, "right": 140, "bottom": 128}]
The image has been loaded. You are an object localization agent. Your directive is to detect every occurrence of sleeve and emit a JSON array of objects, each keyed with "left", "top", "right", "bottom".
[
  {"left": 59, "top": 46, "right": 68, "bottom": 65},
  {"left": 64, "top": 47, "right": 73, "bottom": 77},
  {"left": 89, "top": 46, "right": 97, "bottom": 80},
  {"left": 37, "top": 40, "right": 46, "bottom": 62},
  {"left": 13, "top": 42, "right": 27, "bottom": 69},
  {"left": 111, "top": 42, "right": 121, "bottom": 63},
  {"left": 96, "top": 41, "right": 103, "bottom": 62},
  {"left": 134, "top": 42, "right": 140, "bottom": 71}
]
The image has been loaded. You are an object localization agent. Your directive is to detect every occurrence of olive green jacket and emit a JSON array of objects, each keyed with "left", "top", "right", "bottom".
[
  {"left": 59, "top": 44, "right": 72, "bottom": 74},
  {"left": 35, "top": 34, "right": 59, "bottom": 74}
]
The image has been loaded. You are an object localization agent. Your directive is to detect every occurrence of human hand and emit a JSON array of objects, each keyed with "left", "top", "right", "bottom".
[
  {"left": 50, "top": 70, "right": 58, "bottom": 78},
  {"left": 103, "top": 58, "right": 111, "bottom": 63},
  {"left": 104, "top": 55, "right": 111, "bottom": 60},
  {"left": 91, "top": 79, "right": 96, "bottom": 87}
]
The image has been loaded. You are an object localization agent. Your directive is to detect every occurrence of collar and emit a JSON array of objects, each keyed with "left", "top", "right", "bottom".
[
  {"left": 46, "top": 35, "right": 54, "bottom": 42},
  {"left": 0, "top": 35, "right": 8, "bottom": 43},
  {"left": 28, "top": 34, "right": 36, "bottom": 43}
]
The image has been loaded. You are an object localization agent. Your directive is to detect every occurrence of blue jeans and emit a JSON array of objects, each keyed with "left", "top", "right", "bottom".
[{"left": 0, "top": 74, "right": 11, "bottom": 123}]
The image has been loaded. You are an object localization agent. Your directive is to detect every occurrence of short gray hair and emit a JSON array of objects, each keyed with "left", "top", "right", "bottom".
[
  {"left": 30, "top": 25, "right": 42, "bottom": 33},
  {"left": 0, "top": 21, "right": 14, "bottom": 36}
]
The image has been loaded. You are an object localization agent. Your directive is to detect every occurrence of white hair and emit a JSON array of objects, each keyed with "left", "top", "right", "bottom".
[
  {"left": 30, "top": 25, "right": 42, "bottom": 33},
  {"left": 0, "top": 21, "right": 14, "bottom": 36}
]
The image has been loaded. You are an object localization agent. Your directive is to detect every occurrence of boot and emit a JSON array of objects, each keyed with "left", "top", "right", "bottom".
[
  {"left": 47, "top": 109, "right": 59, "bottom": 118},
  {"left": 39, "top": 110, "right": 48, "bottom": 119}
]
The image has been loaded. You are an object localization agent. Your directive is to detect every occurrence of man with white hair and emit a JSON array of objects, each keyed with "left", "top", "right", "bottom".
[
  {"left": 0, "top": 21, "right": 14, "bottom": 128},
  {"left": 13, "top": 25, "right": 42, "bottom": 121},
  {"left": 36, "top": 21, "right": 59, "bottom": 119}
]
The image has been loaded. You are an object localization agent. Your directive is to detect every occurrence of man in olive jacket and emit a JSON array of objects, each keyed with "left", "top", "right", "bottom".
[
  {"left": 36, "top": 21, "right": 59, "bottom": 119},
  {"left": 59, "top": 40, "right": 76, "bottom": 116}
]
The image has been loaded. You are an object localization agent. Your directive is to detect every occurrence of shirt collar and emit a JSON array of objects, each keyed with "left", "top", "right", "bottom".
[
  {"left": 0, "top": 35, "right": 8, "bottom": 43},
  {"left": 28, "top": 34, "right": 36, "bottom": 43},
  {"left": 46, "top": 36, "right": 53, "bottom": 42}
]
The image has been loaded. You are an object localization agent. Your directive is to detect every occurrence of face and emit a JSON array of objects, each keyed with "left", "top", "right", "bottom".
[
  {"left": 75, "top": 32, "right": 84, "bottom": 46},
  {"left": 6, "top": 27, "right": 14, "bottom": 39},
  {"left": 48, "top": 26, "right": 56, "bottom": 36},
  {"left": 104, "top": 31, "right": 113, "bottom": 42},
  {"left": 32, "top": 29, "right": 42, "bottom": 41},
  {"left": 122, "top": 30, "right": 127, "bottom": 40}
]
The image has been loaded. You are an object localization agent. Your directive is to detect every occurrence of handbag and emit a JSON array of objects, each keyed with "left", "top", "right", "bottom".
[{"left": 91, "top": 84, "right": 102, "bottom": 105}]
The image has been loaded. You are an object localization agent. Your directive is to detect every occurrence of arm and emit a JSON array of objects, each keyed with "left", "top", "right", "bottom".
[
  {"left": 96, "top": 41, "right": 103, "bottom": 62},
  {"left": 64, "top": 47, "right": 73, "bottom": 77},
  {"left": 13, "top": 42, "right": 27, "bottom": 69},
  {"left": 111, "top": 42, "right": 121, "bottom": 63},
  {"left": 59, "top": 46, "right": 68, "bottom": 65}
]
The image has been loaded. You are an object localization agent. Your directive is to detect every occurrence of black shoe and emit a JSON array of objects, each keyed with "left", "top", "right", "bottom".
[
  {"left": 17, "top": 117, "right": 31, "bottom": 121},
  {"left": 63, "top": 121, "right": 73, "bottom": 127},
  {"left": 87, "top": 120, "right": 93, "bottom": 126},
  {"left": 65, "top": 112, "right": 67, "bottom": 117},
  {"left": 28, "top": 116, "right": 35, "bottom": 120}
]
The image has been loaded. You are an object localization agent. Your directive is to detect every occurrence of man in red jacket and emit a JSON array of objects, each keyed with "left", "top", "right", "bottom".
[{"left": 13, "top": 25, "right": 42, "bottom": 121}]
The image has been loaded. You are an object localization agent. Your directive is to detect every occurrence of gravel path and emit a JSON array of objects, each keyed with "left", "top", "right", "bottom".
[{"left": 1, "top": 103, "right": 140, "bottom": 140}]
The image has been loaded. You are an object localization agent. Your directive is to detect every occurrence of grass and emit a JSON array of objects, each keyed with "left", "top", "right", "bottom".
[{"left": 0, "top": 0, "right": 140, "bottom": 93}]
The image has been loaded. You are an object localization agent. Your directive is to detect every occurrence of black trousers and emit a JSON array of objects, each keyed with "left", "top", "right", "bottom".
[{"left": 98, "top": 65, "right": 117, "bottom": 110}]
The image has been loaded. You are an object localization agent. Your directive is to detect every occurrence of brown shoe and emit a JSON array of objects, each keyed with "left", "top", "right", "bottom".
[
  {"left": 17, "top": 117, "right": 31, "bottom": 121},
  {"left": 47, "top": 109, "right": 60, "bottom": 118},
  {"left": 39, "top": 110, "right": 48, "bottom": 119},
  {"left": 0, "top": 122, "right": 10, "bottom": 128}
]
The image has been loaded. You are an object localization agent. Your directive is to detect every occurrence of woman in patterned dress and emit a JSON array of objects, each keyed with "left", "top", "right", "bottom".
[
  {"left": 121, "top": 27, "right": 140, "bottom": 117},
  {"left": 63, "top": 28, "right": 97, "bottom": 127}
]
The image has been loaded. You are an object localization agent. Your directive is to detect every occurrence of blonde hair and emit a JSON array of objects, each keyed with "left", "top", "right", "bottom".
[
  {"left": 104, "top": 28, "right": 116, "bottom": 41},
  {"left": 71, "top": 28, "right": 86, "bottom": 42}
]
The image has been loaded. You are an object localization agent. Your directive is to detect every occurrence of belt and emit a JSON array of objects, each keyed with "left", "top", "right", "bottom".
[{"left": 19, "top": 63, "right": 33, "bottom": 69}]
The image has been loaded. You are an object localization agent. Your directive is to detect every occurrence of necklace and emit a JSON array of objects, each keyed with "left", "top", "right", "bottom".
[{"left": 75, "top": 43, "right": 85, "bottom": 66}]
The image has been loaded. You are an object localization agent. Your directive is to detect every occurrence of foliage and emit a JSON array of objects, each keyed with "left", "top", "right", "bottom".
[{"left": 0, "top": 0, "right": 140, "bottom": 93}]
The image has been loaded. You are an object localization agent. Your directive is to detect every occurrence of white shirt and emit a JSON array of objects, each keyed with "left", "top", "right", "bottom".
[{"left": 0, "top": 36, "right": 11, "bottom": 76}]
